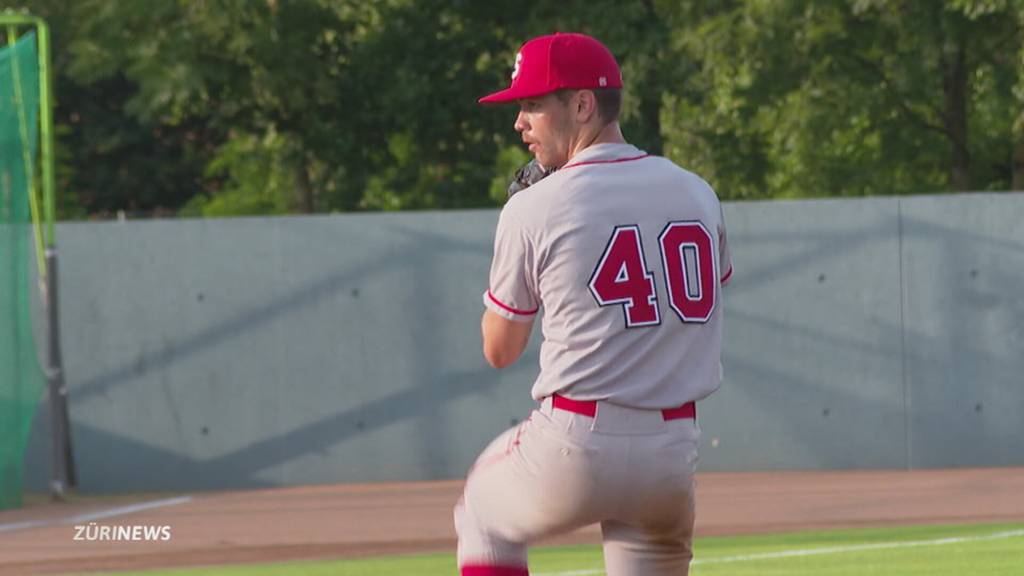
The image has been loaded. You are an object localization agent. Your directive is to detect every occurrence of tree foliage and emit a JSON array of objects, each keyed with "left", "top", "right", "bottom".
[
  {"left": 661, "top": 0, "right": 1023, "bottom": 198},
  {"left": 19, "top": 0, "right": 1024, "bottom": 217}
]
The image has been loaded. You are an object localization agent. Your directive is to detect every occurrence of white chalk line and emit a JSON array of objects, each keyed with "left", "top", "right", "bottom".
[
  {"left": 533, "top": 528, "right": 1024, "bottom": 576},
  {"left": 0, "top": 495, "right": 192, "bottom": 533}
]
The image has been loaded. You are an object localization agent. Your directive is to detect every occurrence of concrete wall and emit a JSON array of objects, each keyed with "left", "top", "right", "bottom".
[{"left": 22, "top": 193, "right": 1024, "bottom": 493}]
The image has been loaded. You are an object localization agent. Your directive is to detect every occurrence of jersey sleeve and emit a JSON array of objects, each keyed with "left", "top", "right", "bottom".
[
  {"left": 483, "top": 205, "right": 541, "bottom": 322},
  {"left": 718, "top": 205, "right": 734, "bottom": 286}
]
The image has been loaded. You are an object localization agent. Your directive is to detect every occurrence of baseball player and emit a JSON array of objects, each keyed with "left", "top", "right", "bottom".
[{"left": 456, "top": 32, "right": 732, "bottom": 576}]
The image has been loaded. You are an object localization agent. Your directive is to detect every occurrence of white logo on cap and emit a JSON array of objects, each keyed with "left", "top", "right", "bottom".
[
  {"left": 599, "top": 76, "right": 607, "bottom": 87},
  {"left": 512, "top": 52, "right": 523, "bottom": 80}
]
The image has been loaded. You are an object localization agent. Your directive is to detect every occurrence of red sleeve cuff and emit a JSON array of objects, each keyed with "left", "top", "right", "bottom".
[{"left": 486, "top": 290, "right": 539, "bottom": 316}]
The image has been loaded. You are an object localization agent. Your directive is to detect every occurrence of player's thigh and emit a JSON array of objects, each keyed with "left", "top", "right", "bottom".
[
  {"left": 462, "top": 409, "right": 603, "bottom": 542},
  {"left": 600, "top": 427, "right": 699, "bottom": 575},
  {"left": 465, "top": 422, "right": 523, "bottom": 478}
]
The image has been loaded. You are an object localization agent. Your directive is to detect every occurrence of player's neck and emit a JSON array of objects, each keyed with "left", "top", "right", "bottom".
[{"left": 567, "top": 122, "right": 626, "bottom": 162}]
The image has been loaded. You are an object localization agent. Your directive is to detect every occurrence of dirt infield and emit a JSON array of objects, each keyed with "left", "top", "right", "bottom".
[{"left": 2, "top": 467, "right": 1024, "bottom": 575}]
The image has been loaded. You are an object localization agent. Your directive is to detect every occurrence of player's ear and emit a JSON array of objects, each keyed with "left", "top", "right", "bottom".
[{"left": 575, "top": 90, "right": 598, "bottom": 122}]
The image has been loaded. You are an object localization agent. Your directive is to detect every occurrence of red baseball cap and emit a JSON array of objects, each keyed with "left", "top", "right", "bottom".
[{"left": 479, "top": 32, "right": 623, "bottom": 104}]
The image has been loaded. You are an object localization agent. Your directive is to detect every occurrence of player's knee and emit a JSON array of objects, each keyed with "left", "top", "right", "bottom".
[
  {"left": 453, "top": 496, "right": 470, "bottom": 534},
  {"left": 454, "top": 495, "right": 487, "bottom": 544},
  {"left": 455, "top": 496, "right": 529, "bottom": 572}
]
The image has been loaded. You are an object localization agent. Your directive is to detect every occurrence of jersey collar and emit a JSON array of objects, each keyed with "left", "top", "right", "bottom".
[{"left": 561, "top": 143, "right": 648, "bottom": 170}]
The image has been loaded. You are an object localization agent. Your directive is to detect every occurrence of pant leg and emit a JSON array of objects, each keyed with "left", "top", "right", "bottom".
[
  {"left": 601, "top": 517, "right": 694, "bottom": 576},
  {"left": 455, "top": 424, "right": 530, "bottom": 574},
  {"left": 455, "top": 406, "right": 606, "bottom": 575},
  {"left": 600, "top": 420, "right": 699, "bottom": 576}
]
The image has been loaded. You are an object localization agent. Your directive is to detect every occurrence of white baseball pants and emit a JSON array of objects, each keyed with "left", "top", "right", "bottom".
[{"left": 455, "top": 396, "right": 700, "bottom": 576}]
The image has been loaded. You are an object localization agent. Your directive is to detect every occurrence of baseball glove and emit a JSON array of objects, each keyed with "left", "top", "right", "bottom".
[{"left": 507, "top": 159, "right": 555, "bottom": 198}]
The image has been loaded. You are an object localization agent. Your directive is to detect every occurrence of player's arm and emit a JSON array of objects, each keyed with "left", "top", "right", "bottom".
[
  {"left": 481, "top": 309, "right": 534, "bottom": 369},
  {"left": 481, "top": 204, "right": 540, "bottom": 369}
]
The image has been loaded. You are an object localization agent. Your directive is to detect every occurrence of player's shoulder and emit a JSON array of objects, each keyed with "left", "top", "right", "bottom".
[
  {"left": 502, "top": 168, "right": 567, "bottom": 215},
  {"left": 498, "top": 176, "right": 555, "bottom": 233},
  {"left": 648, "top": 156, "right": 718, "bottom": 195}
]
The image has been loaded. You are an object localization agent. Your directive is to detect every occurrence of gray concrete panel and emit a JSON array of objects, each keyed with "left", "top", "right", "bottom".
[
  {"left": 899, "top": 194, "right": 1024, "bottom": 468},
  {"left": 700, "top": 198, "right": 907, "bottom": 470}
]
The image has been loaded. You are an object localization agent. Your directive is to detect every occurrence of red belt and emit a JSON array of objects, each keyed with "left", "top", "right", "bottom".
[{"left": 551, "top": 394, "right": 696, "bottom": 420}]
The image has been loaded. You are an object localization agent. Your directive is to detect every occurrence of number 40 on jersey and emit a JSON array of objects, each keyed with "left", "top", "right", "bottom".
[{"left": 589, "top": 222, "right": 718, "bottom": 328}]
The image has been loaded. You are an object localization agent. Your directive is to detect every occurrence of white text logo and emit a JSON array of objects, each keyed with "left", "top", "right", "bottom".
[{"left": 73, "top": 523, "right": 172, "bottom": 542}]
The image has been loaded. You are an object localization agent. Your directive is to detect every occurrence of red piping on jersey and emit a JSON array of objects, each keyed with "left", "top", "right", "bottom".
[
  {"left": 487, "top": 290, "right": 539, "bottom": 316},
  {"left": 721, "top": 266, "right": 734, "bottom": 285},
  {"left": 461, "top": 566, "right": 529, "bottom": 576},
  {"left": 561, "top": 153, "right": 650, "bottom": 170}
]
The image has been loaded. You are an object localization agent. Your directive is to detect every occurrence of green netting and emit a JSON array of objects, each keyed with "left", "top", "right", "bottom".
[{"left": 0, "top": 30, "right": 46, "bottom": 510}]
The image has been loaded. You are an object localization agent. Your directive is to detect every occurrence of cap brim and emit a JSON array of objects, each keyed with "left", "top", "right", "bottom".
[{"left": 478, "top": 85, "right": 549, "bottom": 104}]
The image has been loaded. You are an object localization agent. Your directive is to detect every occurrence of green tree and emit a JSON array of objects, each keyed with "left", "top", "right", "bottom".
[
  {"left": 36, "top": 0, "right": 693, "bottom": 216},
  {"left": 1007, "top": 0, "right": 1024, "bottom": 189},
  {"left": 660, "top": 0, "right": 1022, "bottom": 199}
]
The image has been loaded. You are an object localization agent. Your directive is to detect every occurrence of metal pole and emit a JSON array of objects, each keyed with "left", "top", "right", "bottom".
[
  {"left": 34, "top": 10, "right": 74, "bottom": 495},
  {"left": 5, "top": 22, "right": 46, "bottom": 278},
  {"left": 36, "top": 17, "right": 55, "bottom": 247},
  {"left": 45, "top": 248, "right": 75, "bottom": 496}
]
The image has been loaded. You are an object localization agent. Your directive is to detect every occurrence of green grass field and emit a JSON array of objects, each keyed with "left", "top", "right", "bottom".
[{"left": 87, "top": 522, "right": 1024, "bottom": 576}]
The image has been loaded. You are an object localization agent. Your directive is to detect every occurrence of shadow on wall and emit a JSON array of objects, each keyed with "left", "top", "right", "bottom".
[
  {"left": 27, "top": 214, "right": 539, "bottom": 492},
  {"left": 27, "top": 353, "right": 532, "bottom": 492}
]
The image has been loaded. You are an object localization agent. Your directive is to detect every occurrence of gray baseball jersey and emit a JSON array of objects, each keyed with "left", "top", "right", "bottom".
[{"left": 483, "top": 142, "right": 733, "bottom": 410}]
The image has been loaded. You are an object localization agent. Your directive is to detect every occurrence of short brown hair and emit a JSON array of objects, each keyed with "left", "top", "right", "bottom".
[{"left": 556, "top": 88, "right": 622, "bottom": 123}]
